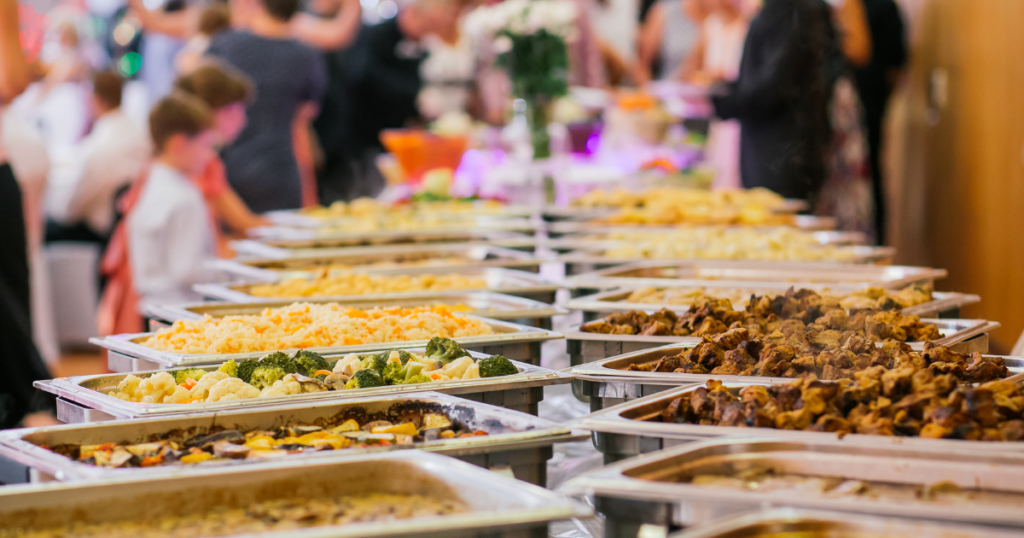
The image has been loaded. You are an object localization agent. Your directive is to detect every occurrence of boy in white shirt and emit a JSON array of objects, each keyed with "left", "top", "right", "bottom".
[{"left": 128, "top": 93, "right": 218, "bottom": 306}]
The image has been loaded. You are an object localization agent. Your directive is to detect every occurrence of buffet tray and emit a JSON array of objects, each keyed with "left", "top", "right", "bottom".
[
  {"left": 143, "top": 292, "right": 568, "bottom": 332},
  {"left": 248, "top": 218, "right": 538, "bottom": 249},
  {"left": 568, "top": 288, "right": 981, "bottom": 321},
  {"left": 541, "top": 198, "right": 809, "bottom": 222},
  {"left": 566, "top": 318, "right": 998, "bottom": 366},
  {"left": 565, "top": 260, "right": 947, "bottom": 291},
  {"left": 0, "top": 450, "right": 591, "bottom": 538},
  {"left": 545, "top": 215, "right": 842, "bottom": 237},
  {"left": 669, "top": 509, "right": 1024, "bottom": 538},
  {"left": 266, "top": 204, "right": 538, "bottom": 228},
  {"left": 90, "top": 316, "right": 561, "bottom": 371},
  {"left": 0, "top": 392, "right": 584, "bottom": 484},
  {"left": 35, "top": 351, "right": 572, "bottom": 421},
  {"left": 194, "top": 267, "right": 562, "bottom": 304},
  {"left": 570, "top": 380, "right": 1024, "bottom": 463},
  {"left": 563, "top": 438, "right": 1024, "bottom": 533},
  {"left": 211, "top": 245, "right": 546, "bottom": 282}
]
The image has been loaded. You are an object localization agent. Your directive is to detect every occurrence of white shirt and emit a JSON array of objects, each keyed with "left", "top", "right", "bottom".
[
  {"left": 128, "top": 163, "right": 216, "bottom": 306},
  {"left": 49, "top": 109, "right": 150, "bottom": 234}
]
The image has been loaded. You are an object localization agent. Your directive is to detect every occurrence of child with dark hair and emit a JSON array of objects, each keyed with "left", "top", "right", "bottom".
[{"left": 206, "top": 0, "right": 326, "bottom": 212}]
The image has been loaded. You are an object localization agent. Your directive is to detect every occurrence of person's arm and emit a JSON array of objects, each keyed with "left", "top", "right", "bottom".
[
  {"left": 293, "top": 102, "right": 319, "bottom": 207},
  {"left": 0, "top": 0, "right": 30, "bottom": 101},
  {"left": 290, "top": 0, "right": 362, "bottom": 51},
  {"left": 127, "top": 0, "right": 197, "bottom": 39},
  {"left": 679, "top": 26, "right": 707, "bottom": 82},
  {"left": 209, "top": 188, "right": 269, "bottom": 232},
  {"left": 835, "top": 0, "right": 871, "bottom": 67},
  {"left": 635, "top": 2, "right": 666, "bottom": 85}
]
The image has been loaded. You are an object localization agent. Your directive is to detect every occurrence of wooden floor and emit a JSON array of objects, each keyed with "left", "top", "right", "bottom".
[{"left": 50, "top": 351, "right": 107, "bottom": 378}]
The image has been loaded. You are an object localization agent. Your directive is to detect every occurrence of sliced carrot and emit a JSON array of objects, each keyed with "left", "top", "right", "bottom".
[
  {"left": 140, "top": 454, "right": 164, "bottom": 467},
  {"left": 314, "top": 370, "right": 333, "bottom": 377}
]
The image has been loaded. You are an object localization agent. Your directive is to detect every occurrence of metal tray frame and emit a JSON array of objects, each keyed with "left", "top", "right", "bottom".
[
  {"left": 194, "top": 267, "right": 562, "bottom": 305},
  {"left": 266, "top": 204, "right": 538, "bottom": 228},
  {"left": 565, "top": 438, "right": 1024, "bottom": 536},
  {"left": 568, "top": 288, "right": 981, "bottom": 322},
  {"left": 0, "top": 450, "right": 592, "bottom": 538},
  {"left": 668, "top": 509, "right": 1024, "bottom": 538},
  {"left": 92, "top": 315, "right": 562, "bottom": 371},
  {"left": 36, "top": 351, "right": 572, "bottom": 421},
  {"left": 545, "top": 216, "right": 843, "bottom": 238},
  {"left": 249, "top": 218, "right": 538, "bottom": 248},
  {"left": 229, "top": 229, "right": 537, "bottom": 258},
  {"left": 142, "top": 292, "right": 568, "bottom": 332},
  {"left": 0, "top": 391, "right": 585, "bottom": 485},
  {"left": 208, "top": 245, "right": 548, "bottom": 281},
  {"left": 565, "top": 260, "right": 948, "bottom": 292},
  {"left": 566, "top": 318, "right": 998, "bottom": 367},
  {"left": 570, "top": 379, "right": 1024, "bottom": 464}
]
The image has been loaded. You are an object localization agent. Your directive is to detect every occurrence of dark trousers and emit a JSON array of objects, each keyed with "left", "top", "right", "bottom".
[{"left": 0, "top": 164, "right": 54, "bottom": 428}]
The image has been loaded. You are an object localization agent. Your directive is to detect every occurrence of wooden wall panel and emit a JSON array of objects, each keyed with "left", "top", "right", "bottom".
[{"left": 892, "top": 0, "right": 1024, "bottom": 352}]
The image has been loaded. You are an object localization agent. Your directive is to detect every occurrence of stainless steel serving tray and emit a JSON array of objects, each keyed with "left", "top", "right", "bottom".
[
  {"left": 142, "top": 292, "right": 568, "bottom": 330},
  {"left": 546, "top": 215, "right": 842, "bottom": 237},
  {"left": 562, "top": 437, "right": 1024, "bottom": 530},
  {"left": 670, "top": 509, "right": 1024, "bottom": 538},
  {"left": 566, "top": 318, "right": 997, "bottom": 360},
  {"left": 568, "top": 287, "right": 981, "bottom": 320},
  {"left": 565, "top": 260, "right": 947, "bottom": 291},
  {"left": 194, "top": 267, "right": 562, "bottom": 304},
  {"left": 90, "top": 316, "right": 562, "bottom": 370},
  {"left": 0, "top": 391, "right": 583, "bottom": 483},
  {"left": 541, "top": 198, "right": 809, "bottom": 222},
  {"left": 0, "top": 450, "right": 591, "bottom": 538},
  {"left": 558, "top": 246, "right": 897, "bottom": 274},
  {"left": 248, "top": 218, "right": 538, "bottom": 249},
  {"left": 266, "top": 204, "right": 538, "bottom": 228},
  {"left": 209, "top": 244, "right": 547, "bottom": 282},
  {"left": 35, "top": 351, "right": 572, "bottom": 421},
  {"left": 571, "top": 380, "right": 1024, "bottom": 460}
]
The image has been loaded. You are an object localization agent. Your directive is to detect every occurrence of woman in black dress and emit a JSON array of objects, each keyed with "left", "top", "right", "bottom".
[
  {"left": 0, "top": 0, "right": 55, "bottom": 429},
  {"left": 710, "top": 0, "right": 833, "bottom": 202}
]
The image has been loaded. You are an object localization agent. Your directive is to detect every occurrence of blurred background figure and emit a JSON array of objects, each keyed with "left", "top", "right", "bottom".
[
  {"left": 205, "top": 0, "right": 327, "bottom": 212},
  {"left": 853, "top": 0, "right": 907, "bottom": 244},
  {"left": 710, "top": 0, "right": 832, "bottom": 201},
  {"left": 684, "top": 0, "right": 748, "bottom": 190},
  {"left": 417, "top": 0, "right": 474, "bottom": 121},
  {"left": 175, "top": 2, "right": 232, "bottom": 74},
  {"left": 315, "top": 0, "right": 459, "bottom": 203},
  {"left": 0, "top": 0, "right": 56, "bottom": 428},
  {"left": 45, "top": 71, "right": 150, "bottom": 248},
  {"left": 636, "top": 0, "right": 705, "bottom": 83}
]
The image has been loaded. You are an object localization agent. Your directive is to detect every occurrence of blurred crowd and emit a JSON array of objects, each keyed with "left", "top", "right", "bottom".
[{"left": 0, "top": 0, "right": 907, "bottom": 427}]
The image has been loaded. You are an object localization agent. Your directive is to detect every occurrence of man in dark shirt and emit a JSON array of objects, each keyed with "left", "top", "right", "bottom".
[
  {"left": 854, "top": 0, "right": 907, "bottom": 244},
  {"left": 315, "top": 0, "right": 460, "bottom": 202},
  {"left": 207, "top": 0, "right": 327, "bottom": 213}
]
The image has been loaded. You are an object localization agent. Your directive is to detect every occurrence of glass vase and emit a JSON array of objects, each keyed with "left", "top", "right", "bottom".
[{"left": 526, "top": 96, "right": 552, "bottom": 161}]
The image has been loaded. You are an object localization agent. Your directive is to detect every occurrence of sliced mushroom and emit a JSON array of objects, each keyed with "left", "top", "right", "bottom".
[
  {"left": 109, "top": 449, "right": 134, "bottom": 468},
  {"left": 324, "top": 373, "right": 350, "bottom": 391},
  {"left": 213, "top": 440, "right": 251, "bottom": 459},
  {"left": 362, "top": 420, "right": 393, "bottom": 432},
  {"left": 125, "top": 442, "right": 165, "bottom": 458},
  {"left": 186, "top": 430, "right": 245, "bottom": 449}
]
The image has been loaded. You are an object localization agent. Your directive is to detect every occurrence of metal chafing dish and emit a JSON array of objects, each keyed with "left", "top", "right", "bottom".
[
  {"left": 92, "top": 315, "right": 561, "bottom": 372},
  {"left": 564, "top": 439, "right": 1024, "bottom": 536},
  {"left": 570, "top": 379, "right": 1024, "bottom": 464},
  {"left": 565, "top": 319, "right": 998, "bottom": 370},
  {"left": 194, "top": 267, "right": 562, "bottom": 304},
  {"left": 541, "top": 198, "right": 810, "bottom": 223},
  {"left": 565, "top": 260, "right": 947, "bottom": 292},
  {"left": 35, "top": 351, "right": 571, "bottom": 422},
  {"left": 546, "top": 228, "right": 867, "bottom": 251},
  {"left": 209, "top": 245, "right": 548, "bottom": 281},
  {"left": 568, "top": 287, "right": 982, "bottom": 322},
  {"left": 0, "top": 391, "right": 585, "bottom": 485},
  {"left": 142, "top": 292, "right": 568, "bottom": 332},
  {"left": 247, "top": 218, "right": 538, "bottom": 248},
  {"left": 265, "top": 203, "right": 538, "bottom": 228},
  {"left": 669, "top": 509, "right": 1024, "bottom": 538},
  {"left": 0, "top": 450, "right": 592, "bottom": 538},
  {"left": 545, "top": 216, "right": 842, "bottom": 238}
]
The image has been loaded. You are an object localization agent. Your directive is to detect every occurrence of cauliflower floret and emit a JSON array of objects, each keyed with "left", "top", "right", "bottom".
[
  {"left": 332, "top": 354, "right": 364, "bottom": 376},
  {"left": 462, "top": 362, "right": 480, "bottom": 380},
  {"left": 112, "top": 374, "right": 142, "bottom": 400},
  {"left": 206, "top": 377, "right": 260, "bottom": 402},
  {"left": 164, "top": 385, "right": 193, "bottom": 404},
  {"left": 259, "top": 374, "right": 303, "bottom": 398},
  {"left": 189, "top": 371, "right": 229, "bottom": 400},
  {"left": 443, "top": 357, "right": 474, "bottom": 379},
  {"left": 136, "top": 372, "right": 177, "bottom": 404}
]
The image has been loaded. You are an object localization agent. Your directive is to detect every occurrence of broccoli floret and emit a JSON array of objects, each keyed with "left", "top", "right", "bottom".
[
  {"left": 477, "top": 356, "right": 518, "bottom": 378},
  {"left": 425, "top": 337, "right": 470, "bottom": 365},
  {"left": 292, "top": 350, "right": 330, "bottom": 376},
  {"left": 250, "top": 365, "right": 288, "bottom": 390},
  {"left": 344, "top": 369, "right": 386, "bottom": 390},
  {"left": 260, "top": 352, "right": 299, "bottom": 374},
  {"left": 218, "top": 360, "right": 238, "bottom": 378},
  {"left": 397, "top": 350, "right": 416, "bottom": 365},
  {"left": 382, "top": 362, "right": 405, "bottom": 385},
  {"left": 401, "top": 374, "right": 431, "bottom": 385},
  {"left": 237, "top": 359, "right": 260, "bottom": 383},
  {"left": 172, "top": 368, "right": 208, "bottom": 385},
  {"left": 360, "top": 352, "right": 389, "bottom": 375}
]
